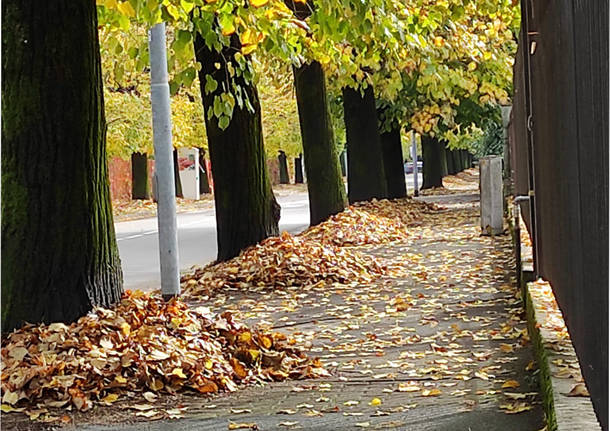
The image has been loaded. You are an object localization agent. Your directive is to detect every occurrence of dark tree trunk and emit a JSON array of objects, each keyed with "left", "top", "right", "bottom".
[
  {"left": 445, "top": 148, "right": 456, "bottom": 175},
  {"left": 342, "top": 86, "right": 387, "bottom": 203},
  {"left": 294, "top": 155, "right": 304, "bottom": 184},
  {"left": 379, "top": 121, "right": 407, "bottom": 198},
  {"left": 131, "top": 152, "right": 150, "bottom": 199},
  {"left": 452, "top": 150, "right": 462, "bottom": 173},
  {"left": 173, "top": 149, "right": 183, "bottom": 198},
  {"left": 194, "top": 32, "right": 279, "bottom": 262},
  {"left": 293, "top": 61, "right": 346, "bottom": 224},
  {"left": 278, "top": 151, "right": 289, "bottom": 184},
  {"left": 198, "top": 148, "right": 210, "bottom": 194},
  {"left": 1, "top": 1, "right": 123, "bottom": 332},
  {"left": 339, "top": 149, "right": 347, "bottom": 177},
  {"left": 421, "top": 136, "right": 447, "bottom": 189}
]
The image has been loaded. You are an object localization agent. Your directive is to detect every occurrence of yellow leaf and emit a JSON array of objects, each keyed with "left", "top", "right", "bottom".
[
  {"left": 369, "top": 398, "right": 382, "bottom": 406},
  {"left": 171, "top": 367, "right": 187, "bottom": 379},
  {"left": 120, "top": 322, "right": 131, "bottom": 336},
  {"left": 397, "top": 384, "right": 420, "bottom": 392},
  {"left": 1, "top": 404, "right": 22, "bottom": 413},
  {"left": 241, "top": 44, "right": 257, "bottom": 56},
  {"left": 117, "top": 1, "right": 135, "bottom": 17},
  {"left": 228, "top": 423, "right": 258, "bottom": 430},
  {"left": 421, "top": 389, "right": 442, "bottom": 397},
  {"left": 502, "top": 380, "right": 521, "bottom": 389},
  {"left": 101, "top": 393, "right": 119, "bottom": 403},
  {"left": 499, "top": 343, "right": 513, "bottom": 353},
  {"left": 221, "top": 21, "right": 236, "bottom": 37},
  {"left": 249, "top": 0, "right": 269, "bottom": 7},
  {"left": 468, "top": 61, "right": 477, "bottom": 72}
]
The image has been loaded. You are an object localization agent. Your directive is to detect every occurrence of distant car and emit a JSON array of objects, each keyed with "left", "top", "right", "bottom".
[{"left": 404, "top": 161, "right": 423, "bottom": 174}]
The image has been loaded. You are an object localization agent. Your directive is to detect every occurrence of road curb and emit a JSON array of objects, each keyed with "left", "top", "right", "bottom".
[{"left": 509, "top": 210, "right": 601, "bottom": 431}]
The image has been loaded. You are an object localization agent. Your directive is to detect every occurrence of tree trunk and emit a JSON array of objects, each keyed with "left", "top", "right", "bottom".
[
  {"left": 294, "top": 155, "right": 304, "bottom": 184},
  {"left": 445, "top": 148, "right": 456, "bottom": 175},
  {"left": 278, "top": 151, "right": 289, "bottom": 184},
  {"left": 339, "top": 149, "right": 347, "bottom": 177},
  {"left": 131, "top": 152, "right": 150, "bottom": 199},
  {"left": 379, "top": 120, "right": 407, "bottom": 199},
  {"left": 342, "top": 86, "right": 387, "bottom": 203},
  {"left": 194, "top": 32, "right": 279, "bottom": 262},
  {"left": 198, "top": 148, "right": 210, "bottom": 194},
  {"left": 173, "top": 149, "right": 183, "bottom": 198},
  {"left": 421, "top": 136, "right": 447, "bottom": 189},
  {"left": 293, "top": 61, "right": 346, "bottom": 224},
  {"left": 452, "top": 150, "right": 462, "bottom": 173},
  {"left": 1, "top": 1, "right": 123, "bottom": 332}
]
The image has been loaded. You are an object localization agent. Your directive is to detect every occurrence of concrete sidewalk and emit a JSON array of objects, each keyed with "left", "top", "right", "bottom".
[{"left": 59, "top": 190, "right": 544, "bottom": 431}]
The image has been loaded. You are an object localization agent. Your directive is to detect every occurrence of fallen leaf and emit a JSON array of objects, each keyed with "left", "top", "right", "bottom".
[
  {"left": 566, "top": 384, "right": 590, "bottom": 397},
  {"left": 502, "top": 380, "right": 521, "bottom": 389},
  {"left": 228, "top": 422, "right": 258, "bottom": 430}
]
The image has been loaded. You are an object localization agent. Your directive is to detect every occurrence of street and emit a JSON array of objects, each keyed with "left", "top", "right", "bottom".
[{"left": 115, "top": 174, "right": 422, "bottom": 290}]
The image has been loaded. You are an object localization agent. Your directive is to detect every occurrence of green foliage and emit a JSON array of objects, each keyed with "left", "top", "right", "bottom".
[
  {"left": 471, "top": 116, "right": 504, "bottom": 158},
  {"left": 105, "top": 85, "right": 207, "bottom": 159},
  {"left": 257, "top": 61, "right": 302, "bottom": 158},
  {"left": 97, "top": 0, "right": 520, "bottom": 152}
]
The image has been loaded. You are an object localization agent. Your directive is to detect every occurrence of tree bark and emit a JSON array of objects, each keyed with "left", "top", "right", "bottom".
[
  {"left": 173, "top": 149, "right": 183, "bottom": 198},
  {"left": 445, "top": 148, "right": 456, "bottom": 175},
  {"left": 421, "top": 136, "right": 448, "bottom": 189},
  {"left": 278, "top": 151, "right": 289, "bottom": 184},
  {"left": 131, "top": 152, "right": 150, "bottom": 199},
  {"left": 194, "top": 32, "right": 279, "bottom": 262},
  {"left": 294, "top": 155, "right": 304, "bottom": 184},
  {"left": 452, "top": 150, "right": 462, "bottom": 173},
  {"left": 293, "top": 61, "right": 346, "bottom": 224},
  {"left": 342, "top": 86, "right": 387, "bottom": 203},
  {"left": 198, "top": 148, "right": 210, "bottom": 194},
  {"left": 1, "top": 0, "right": 123, "bottom": 331},
  {"left": 339, "top": 149, "right": 347, "bottom": 177},
  {"left": 379, "top": 120, "right": 407, "bottom": 199}
]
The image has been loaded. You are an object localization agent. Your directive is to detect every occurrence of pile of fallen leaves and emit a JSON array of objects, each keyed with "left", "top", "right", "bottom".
[
  {"left": 183, "top": 231, "right": 387, "bottom": 297},
  {"left": 1, "top": 291, "right": 327, "bottom": 417},
  {"left": 300, "top": 198, "right": 436, "bottom": 246}
]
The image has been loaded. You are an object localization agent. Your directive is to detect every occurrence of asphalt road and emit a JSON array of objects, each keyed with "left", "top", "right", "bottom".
[
  {"left": 115, "top": 193, "right": 311, "bottom": 291},
  {"left": 115, "top": 174, "right": 422, "bottom": 291}
]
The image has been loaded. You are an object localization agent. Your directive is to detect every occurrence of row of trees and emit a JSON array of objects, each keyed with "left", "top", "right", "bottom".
[{"left": 1, "top": 0, "right": 517, "bottom": 331}]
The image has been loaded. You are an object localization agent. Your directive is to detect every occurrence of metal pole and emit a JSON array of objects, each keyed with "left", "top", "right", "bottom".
[
  {"left": 149, "top": 22, "right": 180, "bottom": 299},
  {"left": 411, "top": 131, "right": 419, "bottom": 197}
]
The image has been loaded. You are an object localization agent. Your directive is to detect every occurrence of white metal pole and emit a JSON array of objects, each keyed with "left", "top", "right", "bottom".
[
  {"left": 149, "top": 22, "right": 180, "bottom": 299},
  {"left": 411, "top": 131, "right": 419, "bottom": 197}
]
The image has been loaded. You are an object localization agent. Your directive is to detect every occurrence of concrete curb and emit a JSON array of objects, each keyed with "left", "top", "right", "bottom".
[
  {"left": 509, "top": 208, "right": 601, "bottom": 430},
  {"left": 523, "top": 280, "right": 601, "bottom": 431}
]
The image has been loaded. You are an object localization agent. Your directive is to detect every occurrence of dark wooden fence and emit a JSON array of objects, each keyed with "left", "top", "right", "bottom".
[{"left": 509, "top": 0, "right": 608, "bottom": 428}]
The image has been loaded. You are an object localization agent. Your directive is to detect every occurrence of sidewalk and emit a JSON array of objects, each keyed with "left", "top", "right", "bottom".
[{"left": 76, "top": 187, "right": 545, "bottom": 430}]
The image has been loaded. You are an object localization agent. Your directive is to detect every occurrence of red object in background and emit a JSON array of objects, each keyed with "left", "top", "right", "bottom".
[
  {"left": 108, "top": 156, "right": 154, "bottom": 202},
  {"left": 205, "top": 159, "right": 214, "bottom": 194},
  {"left": 178, "top": 156, "right": 194, "bottom": 170}
]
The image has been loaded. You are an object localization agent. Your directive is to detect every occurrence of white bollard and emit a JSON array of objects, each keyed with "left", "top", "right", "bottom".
[{"left": 480, "top": 156, "right": 503, "bottom": 235}]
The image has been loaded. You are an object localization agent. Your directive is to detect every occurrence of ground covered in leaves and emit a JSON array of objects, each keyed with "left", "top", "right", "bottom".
[{"left": 4, "top": 173, "right": 545, "bottom": 430}]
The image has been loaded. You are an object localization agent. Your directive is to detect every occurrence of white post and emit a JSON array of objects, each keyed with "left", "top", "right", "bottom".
[
  {"left": 149, "top": 23, "right": 180, "bottom": 298},
  {"left": 411, "top": 131, "right": 419, "bottom": 197},
  {"left": 480, "top": 156, "right": 503, "bottom": 235}
]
